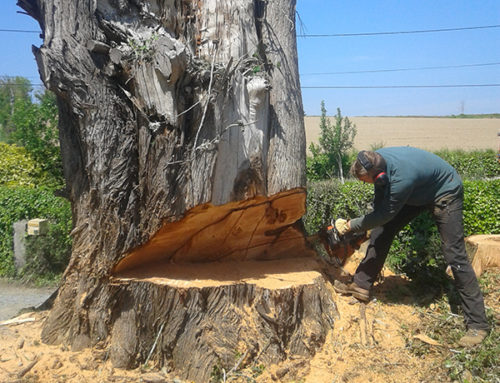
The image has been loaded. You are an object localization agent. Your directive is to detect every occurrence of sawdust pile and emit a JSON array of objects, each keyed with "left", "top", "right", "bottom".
[{"left": 1, "top": 264, "right": 498, "bottom": 383}]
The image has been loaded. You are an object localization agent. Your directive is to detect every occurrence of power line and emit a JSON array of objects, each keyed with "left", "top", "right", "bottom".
[
  {"left": 298, "top": 24, "right": 500, "bottom": 38},
  {"left": 5, "top": 83, "right": 500, "bottom": 89},
  {"left": 4, "top": 62, "right": 499, "bottom": 84},
  {"left": 0, "top": 83, "right": 44, "bottom": 87},
  {"left": 2, "top": 24, "right": 500, "bottom": 37},
  {"left": 300, "top": 62, "right": 500, "bottom": 76},
  {"left": 0, "top": 29, "right": 40, "bottom": 33},
  {"left": 301, "top": 84, "right": 500, "bottom": 89},
  {"left": 4, "top": 61, "right": 499, "bottom": 81}
]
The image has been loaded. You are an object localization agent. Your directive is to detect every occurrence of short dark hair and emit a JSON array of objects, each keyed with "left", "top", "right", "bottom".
[{"left": 350, "top": 150, "right": 385, "bottom": 179}]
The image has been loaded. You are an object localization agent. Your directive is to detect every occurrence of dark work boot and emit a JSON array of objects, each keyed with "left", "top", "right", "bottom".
[{"left": 334, "top": 280, "right": 370, "bottom": 302}]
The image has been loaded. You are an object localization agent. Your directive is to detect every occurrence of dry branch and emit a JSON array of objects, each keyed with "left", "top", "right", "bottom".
[
  {"left": 0, "top": 317, "right": 35, "bottom": 326},
  {"left": 17, "top": 358, "right": 38, "bottom": 378}
]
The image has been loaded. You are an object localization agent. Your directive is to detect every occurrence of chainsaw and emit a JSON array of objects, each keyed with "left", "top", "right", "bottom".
[{"left": 310, "top": 220, "right": 369, "bottom": 266}]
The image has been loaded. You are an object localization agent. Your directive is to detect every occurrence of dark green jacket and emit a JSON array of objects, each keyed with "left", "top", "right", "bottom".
[{"left": 350, "top": 146, "right": 462, "bottom": 232}]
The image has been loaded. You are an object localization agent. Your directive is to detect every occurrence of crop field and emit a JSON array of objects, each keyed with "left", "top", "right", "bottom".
[{"left": 304, "top": 116, "right": 500, "bottom": 151}]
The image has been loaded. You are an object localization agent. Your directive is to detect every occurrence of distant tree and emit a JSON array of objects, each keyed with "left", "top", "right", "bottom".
[
  {"left": 0, "top": 77, "right": 32, "bottom": 140},
  {"left": 7, "top": 88, "right": 62, "bottom": 186},
  {"left": 308, "top": 101, "right": 356, "bottom": 183}
]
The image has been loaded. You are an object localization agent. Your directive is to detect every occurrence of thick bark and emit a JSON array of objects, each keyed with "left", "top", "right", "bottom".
[{"left": 17, "top": 0, "right": 334, "bottom": 380}]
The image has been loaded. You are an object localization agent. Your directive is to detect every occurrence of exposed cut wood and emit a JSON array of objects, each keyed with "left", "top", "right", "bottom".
[
  {"left": 465, "top": 234, "right": 500, "bottom": 277},
  {"left": 413, "top": 334, "right": 443, "bottom": 347},
  {"left": 113, "top": 257, "right": 320, "bottom": 289},
  {"left": 113, "top": 189, "right": 309, "bottom": 273}
]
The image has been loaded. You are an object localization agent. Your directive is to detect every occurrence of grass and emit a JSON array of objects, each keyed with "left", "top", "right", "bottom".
[
  {"left": 19, "top": 272, "right": 62, "bottom": 288},
  {"left": 210, "top": 353, "right": 266, "bottom": 383},
  {"left": 405, "top": 271, "right": 500, "bottom": 382},
  {"left": 0, "top": 272, "right": 61, "bottom": 288}
]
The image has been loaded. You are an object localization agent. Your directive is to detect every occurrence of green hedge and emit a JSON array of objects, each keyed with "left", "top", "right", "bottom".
[
  {"left": 0, "top": 142, "right": 71, "bottom": 280},
  {"left": 463, "top": 179, "right": 500, "bottom": 235},
  {"left": 305, "top": 179, "right": 500, "bottom": 285},
  {"left": 0, "top": 142, "right": 63, "bottom": 189},
  {"left": 305, "top": 180, "right": 373, "bottom": 234},
  {"left": 0, "top": 186, "right": 72, "bottom": 277},
  {"left": 434, "top": 149, "right": 499, "bottom": 180},
  {"left": 306, "top": 149, "right": 499, "bottom": 182}
]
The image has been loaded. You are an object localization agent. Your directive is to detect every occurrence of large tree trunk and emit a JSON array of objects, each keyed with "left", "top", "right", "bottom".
[{"left": 18, "top": 0, "right": 336, "bottom": 380}]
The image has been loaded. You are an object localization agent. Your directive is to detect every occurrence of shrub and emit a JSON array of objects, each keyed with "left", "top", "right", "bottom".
[
  {"left": 306, "top": 149, "right": 357, "bottom": 182},
  {"left": 304, "top": 179, "right": 373, "bottom": 235},
  {"left": 23, "top": 222, "right": 72, "bottom": 282},
  {"left": 387, "top": 211, "right": 445, "bottom": 287},
  {"left": 306, "top": 150, "right": 332, "bottom": 181},
  {"left": 0, "top": 142, "right": 44, "bottom": 187},
  {"left": 0, "top": 142, "right": 63, "bottom": 189},
  {"left": 434, "top": 149, "right": 499, "bottom": 180},
  {"left": 0, "top": 186, "right": 72, "bottom": 277}
]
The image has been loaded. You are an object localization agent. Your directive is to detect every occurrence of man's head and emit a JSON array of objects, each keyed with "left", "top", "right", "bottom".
[{"left": 350, "top": 150, "right": 387, "bottom": 184}]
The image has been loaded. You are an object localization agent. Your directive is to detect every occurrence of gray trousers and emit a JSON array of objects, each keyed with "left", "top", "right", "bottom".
[{"left": 353, "top": 191, "right": 489, "bottom": 330}]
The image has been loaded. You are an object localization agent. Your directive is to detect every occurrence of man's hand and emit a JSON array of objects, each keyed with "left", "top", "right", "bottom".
[{"left": 335, "top": 218, "right": 350, "bottom": 236}]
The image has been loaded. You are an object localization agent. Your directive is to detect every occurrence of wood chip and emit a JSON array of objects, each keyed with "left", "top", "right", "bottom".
[
  {"left": 16, "top": 338, "right": 25, "bottom": 349},
  {"left": 0, "top": 317, "right": 35, "bottom": 326},
  {"left": 413, "top": 334, "right": 442, "bottom": 346}
]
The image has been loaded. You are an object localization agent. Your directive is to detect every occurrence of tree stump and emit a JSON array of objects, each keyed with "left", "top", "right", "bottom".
[
  {"left": 110, "top": 258, "right": 336, "bottom": 382},
  {"left": 465, "top": 235, "right": 500, "bottom": 277}
]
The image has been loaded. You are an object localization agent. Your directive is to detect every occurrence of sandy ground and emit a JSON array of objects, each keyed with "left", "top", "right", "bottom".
[
  {"left": 304, "top": 116, "right": 500, "bottom": 151},
  {"left": 0, "top": 258, "right": 498, "bottom": 383}
]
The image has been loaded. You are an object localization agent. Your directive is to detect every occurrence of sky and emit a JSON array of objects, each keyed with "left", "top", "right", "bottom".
[
  {"left": 1, "top": 0, "right": 499, "bottom": 117},
  {"left": 296, "top": 0, "right": 500, "bottom": 116}
]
